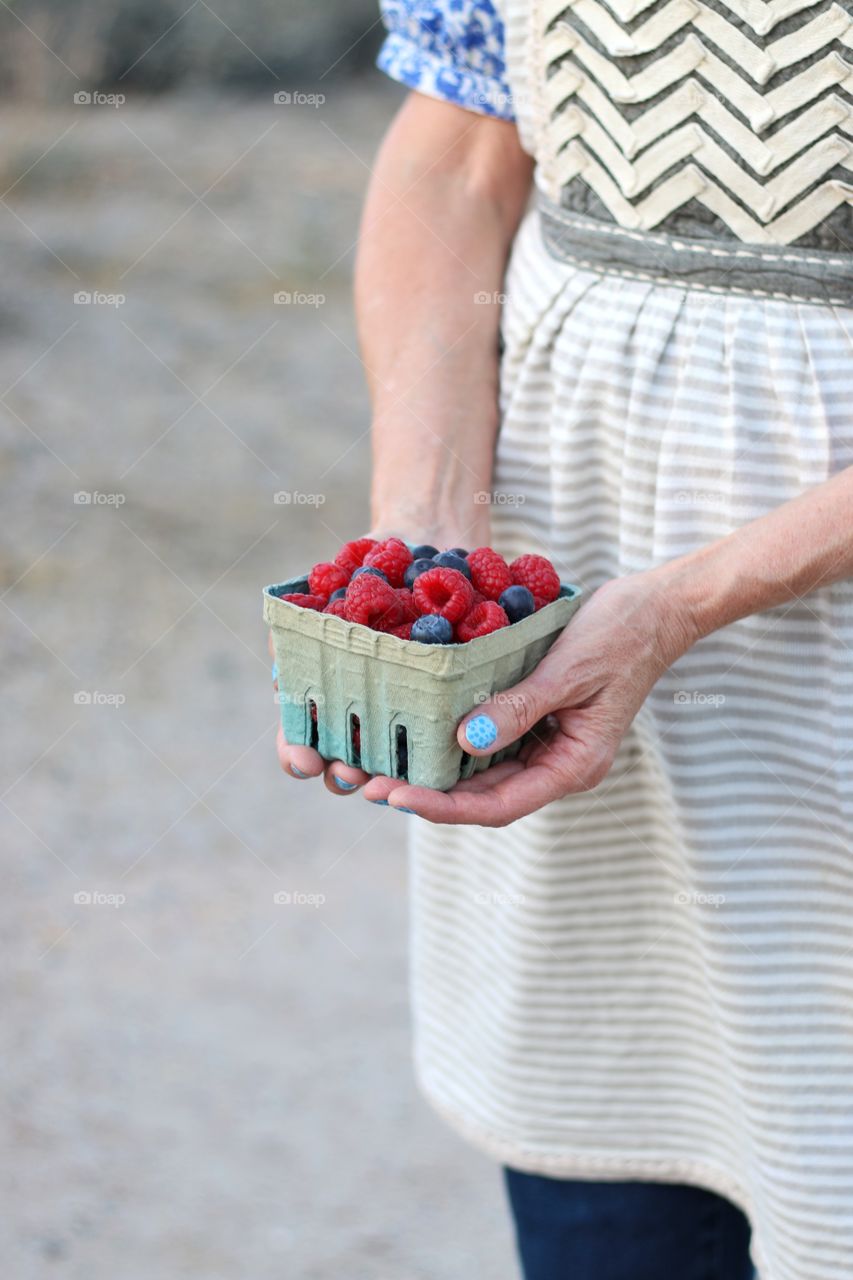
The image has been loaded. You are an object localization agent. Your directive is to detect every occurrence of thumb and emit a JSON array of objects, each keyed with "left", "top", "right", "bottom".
[{"left": 457, "top": 657, "right": 563, "bottom": 756}]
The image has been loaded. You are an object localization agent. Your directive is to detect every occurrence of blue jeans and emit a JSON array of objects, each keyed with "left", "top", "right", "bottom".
[{"left": 504, "top": 1169, "right": 755, "bottom": 1280}]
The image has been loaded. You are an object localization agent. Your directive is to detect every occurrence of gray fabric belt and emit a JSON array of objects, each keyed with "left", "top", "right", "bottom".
[{"left": 538, "top": 196, "right": 853, "bottom": 308}]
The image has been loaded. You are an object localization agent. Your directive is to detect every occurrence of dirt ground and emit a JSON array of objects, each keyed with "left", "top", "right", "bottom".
[{"left": 1, "top": 85, "right": 517, "bottom": 1279}]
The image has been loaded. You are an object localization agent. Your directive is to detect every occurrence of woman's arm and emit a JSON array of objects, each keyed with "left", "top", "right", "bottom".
[
  {"left": 356, "top": 91, "right": 533, "bottom": 546},
  {"left": 364, "top": 469, "right": 853, "bottom": 824},
  {"left": 276, "top": 92, "right": 533, "bottom": 793}
]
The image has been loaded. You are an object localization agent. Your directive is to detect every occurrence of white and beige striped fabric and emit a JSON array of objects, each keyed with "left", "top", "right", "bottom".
[{"left": 406, "top": 5, "right": 853, "bottom": 1279}]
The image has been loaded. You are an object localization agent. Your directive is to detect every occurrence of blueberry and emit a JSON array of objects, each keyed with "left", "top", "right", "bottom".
[
  {"left": 285, "top": 577, "right": 310, "bottom": 595},
  {"left": 329, "top": 587, "right": 347, "bottom": 601},
  {"left": 446, "top": 547, "right": 469, "bottom": 559},
  {"left": 433, "top": 551, "right": 472, "bottom": 580},
  {"left": 410, "top": 614, "right": 454, "bottom": 645},
  {"left": 403, "top": 557, "right": 436, "bottom": 589},
  {"left": 351, "top": 566, "right": 388, "bottom": 582},
  {"left": 410, "top": 544, "right": 439, "bottom": 560},
  {"left": 499, "top": 585, "right": 536, "bottom": 623}
]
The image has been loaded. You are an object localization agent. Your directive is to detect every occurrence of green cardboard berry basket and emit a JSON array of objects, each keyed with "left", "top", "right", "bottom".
[{"left": 263, "top": 576, "right": 584, "bottom": 792}]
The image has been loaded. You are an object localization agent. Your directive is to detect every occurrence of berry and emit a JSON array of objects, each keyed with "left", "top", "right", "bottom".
[
  {"left": 389, "top": 622, "right": 413, "bottom": 640},
  {"left": 532, "top": 595, "right": 550, "bottom": 611},
  {"left": 410, "top": 543, "right": 439, "bottom": 561},
  {"left": 413, "top": 567, "right": 474, "bottom": 623},
  {"left": 335, "top": 537, "right": 378, "bottom": 576},
  {"left": 395, "top": 588, "right": 419, "bottom": 622},
  {"left": 510, "top": 554, "right": 560, "bottom": 603},
  {"left": 351, "top": 565, "right": 388, "bottom": 583},
  {"left": 328, "top": 586, "right": 347, "bottom": 602},
  {"left": 363, "top": 537, "right": 413, "bottom": 588},
  {"left": 309, "top": 561, "right": 349, "bottom": 598},
  {"left": 411, "top": 614, "right": 454, "bottom": 645},
  {"left": 403, "top": 557, "right": 435, "bottom": 590},
  {"left": 323, "top": 597, "right": 348, "bottom": 618},
  {"left": 344, "top": 574, "right": 403, "bottom": 630},
  {"left": 433, "top": 551, "right": 472, "bottom": 580},
  {"left": 279, "top": 593, "right": 327, "bottom": 611},
  {"left": 456, "top": 600, "right": 509, "bottom": 642},
  {"left": 467, "top": 547, "right": 512, "bottom": 601},
  {"left": 499, "top": 584, "right": 536, "bottom": 623},
  {"left": 446, "top": 547, "right": 469, "bottom": 559}
]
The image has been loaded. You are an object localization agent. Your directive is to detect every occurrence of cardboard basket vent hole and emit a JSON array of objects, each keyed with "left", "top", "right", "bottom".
[
  {"left": 395, "top": 725, "right": 409, "bottom": 781},
  {"left": 349, "top": 713, "right": 361, "bottom": 769},
  {"left": 308, "top": 699, "right": 319, "bottom": 751}
]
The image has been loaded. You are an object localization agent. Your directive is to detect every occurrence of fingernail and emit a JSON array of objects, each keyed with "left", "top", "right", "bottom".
[
  {"left": 334, "top": 776, "right": 357, "bottom": 791},
  {"left": 271, "top": 662, "right": 278, "bottom": 682},
  {"left": 393, "top": 806, "right": 417, "bottom": 815},
  {"left": 465, "top": 714, "right": 498, "bottom": 750},
  {"left": 290, "top": 765, "right": 308, "bottom": 778},
  {"left": 369, "top": 798, "right": 389, "bottom": 806}
]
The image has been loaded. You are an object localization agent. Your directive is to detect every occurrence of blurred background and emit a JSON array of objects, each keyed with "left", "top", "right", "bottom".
[{"left": 1, "top": 3, "right": 516, "bottom": 1276}]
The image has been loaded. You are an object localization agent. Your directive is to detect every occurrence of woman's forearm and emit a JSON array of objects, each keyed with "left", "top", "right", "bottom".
[
  {"left": 654, "top": 467, "right": 853, "bottom": 642},
  {"left": 355, "top": 94, "right": 532, "bottom": 543}
]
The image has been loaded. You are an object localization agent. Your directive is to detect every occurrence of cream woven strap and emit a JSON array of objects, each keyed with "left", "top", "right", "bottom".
[{"left": 531, "top": 0, "right": 853, "bottom": 246}]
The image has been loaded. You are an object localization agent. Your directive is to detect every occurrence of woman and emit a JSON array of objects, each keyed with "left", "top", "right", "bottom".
[{"left": 277, "top": 2, "right": 853, "bottom": 1276}]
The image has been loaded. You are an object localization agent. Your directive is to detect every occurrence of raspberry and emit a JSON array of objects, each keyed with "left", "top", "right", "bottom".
[
  {"left": 323, "top": 597, "right": 348, "bottom": 618},
  {"left": 335, "top": 537, "right": 378, "bottom": 576},
  {"left": 411, "top": 614, "right": 454, "bottom": 645},
  {"left": 395, "top": 588, "right": 419, "bottom": 622},
  {"left": 278, "top": 593, "right": 327, "bottom": 610},
  {"left": 363, "top": 537, "right": 412, "bottom": 588},
  {"left": 467, "top": 547, "right": 512, "bottom": 601},
  {"left": 308, "top": 561, "right": 349, "bottom": 598},
  {"left": 510, "top": 554, "right": 560, "bottom": 603},
  {"left": 413, "top": 567, "right": 474, "bottom": 623},
  {"left": 533, "top": 595, "right": 550, "bottom": 611},
  {"left": 389, "top": 622, "right": 413, "bottom": 640},
  {"left": 470, "top": 589, "right": 487, "bottom": 607},
  {"left": 344, "top": 574, "right": 404, "bottom": 631},
  {"left": 456, "top": 600, "right": 509, "bottom": 642}
]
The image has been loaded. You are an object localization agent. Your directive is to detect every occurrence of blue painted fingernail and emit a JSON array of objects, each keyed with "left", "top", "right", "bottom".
[
  {"left": 334, "top": 776, "right": 357, "bottom": 790},
  {"left": 394, "top": 806, "right": 416, "bottom": 815},
  {"left": 290, "top": 765, "right": 308, "bottom": 778},
  {"left": 465, "top": 714, "right": 498, "bottom": 750},
  {"left": 271, "top": 662, "right": 278, "bottom": 682},
  {"left": 369, "top": 798, "right": 389, "bottom": 806}
]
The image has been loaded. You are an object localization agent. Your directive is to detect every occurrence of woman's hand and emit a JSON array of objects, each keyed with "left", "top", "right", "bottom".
[{"left": 362, "top": 570, "right": 698, "bottom": 825}]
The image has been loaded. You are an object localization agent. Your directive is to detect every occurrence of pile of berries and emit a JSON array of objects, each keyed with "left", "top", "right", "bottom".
[{"left": 278, "top": 538, "right": 562, "bottom": 645}]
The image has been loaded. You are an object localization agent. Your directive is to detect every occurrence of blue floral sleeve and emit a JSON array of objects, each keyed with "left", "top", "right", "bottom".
[{"left": 377, "top": 1, "right": 514, "bottom": 121}]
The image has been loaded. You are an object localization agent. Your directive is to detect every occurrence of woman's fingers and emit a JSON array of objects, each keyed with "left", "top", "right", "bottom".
[
  {"left": 322, "top": 760, "right": 372, "bottom": 795},
  {"left": 276, "top": 725, "right": 325, "bottom": 780}
]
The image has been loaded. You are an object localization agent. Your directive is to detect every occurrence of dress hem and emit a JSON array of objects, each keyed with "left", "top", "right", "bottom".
[{"left": 415, "top": 1064, "right": 768, "bottom": 1278}]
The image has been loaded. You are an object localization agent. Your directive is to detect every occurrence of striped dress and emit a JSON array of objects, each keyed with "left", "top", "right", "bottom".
[{"left": 378, "top": 4, "right": 853, "bottom": 1278}]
